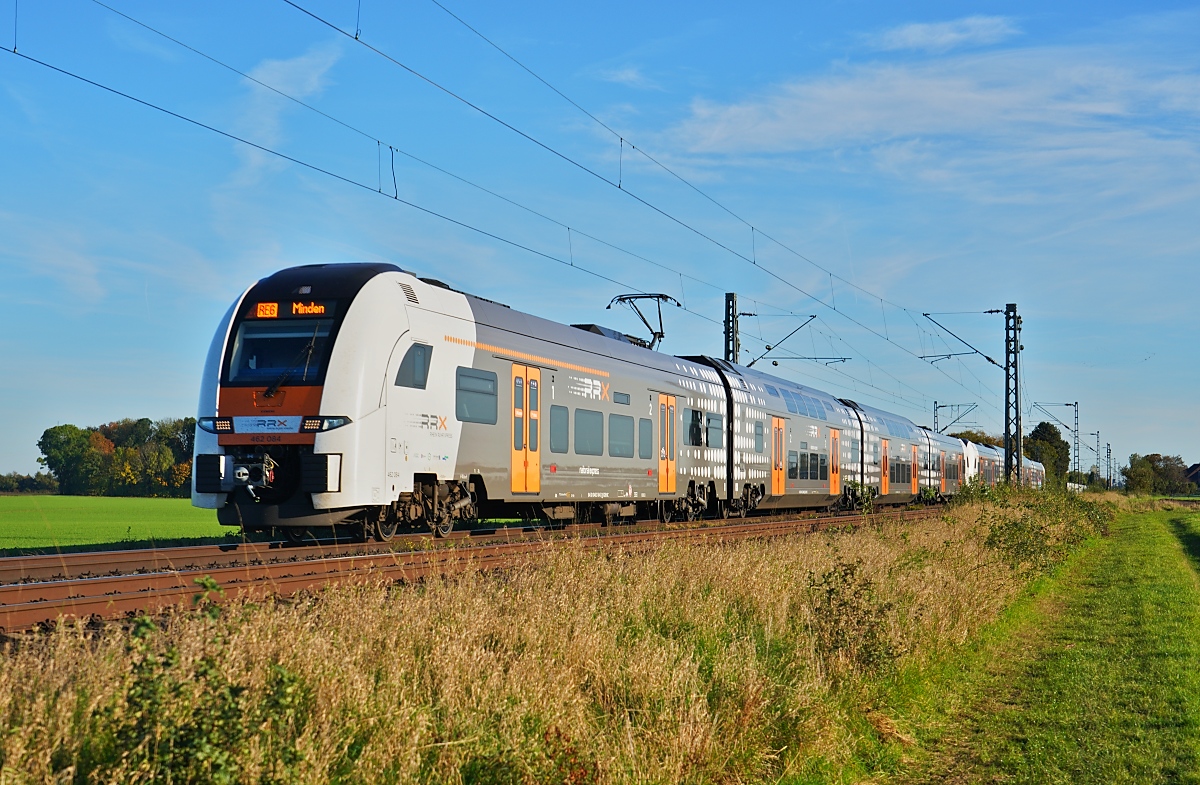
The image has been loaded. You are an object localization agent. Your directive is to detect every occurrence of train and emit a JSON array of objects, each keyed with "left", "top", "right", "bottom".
[{"left": 192, "top": 263, "right": 1044, "bottom": 540}]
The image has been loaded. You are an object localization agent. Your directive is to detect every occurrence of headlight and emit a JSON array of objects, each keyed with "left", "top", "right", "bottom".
[
  {"left": 300, "top": 416, "right": 352, "bottom": 433},
  {"left": 198, "top": 417, "right": 234, "bottom": 433}
]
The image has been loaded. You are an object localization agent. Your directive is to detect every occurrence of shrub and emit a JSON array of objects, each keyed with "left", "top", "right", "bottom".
[{"left": 807, "top": 559, "right": 899, "bottom": 674}]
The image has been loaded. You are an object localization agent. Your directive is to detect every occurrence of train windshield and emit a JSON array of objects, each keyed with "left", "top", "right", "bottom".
[{"left": 226, "top": 319, "right": 334, "bottom": 385}]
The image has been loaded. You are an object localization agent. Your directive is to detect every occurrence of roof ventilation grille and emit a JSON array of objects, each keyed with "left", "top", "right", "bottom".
[{"left": 400, "top": 283, "right": 420, "bottom": 304}]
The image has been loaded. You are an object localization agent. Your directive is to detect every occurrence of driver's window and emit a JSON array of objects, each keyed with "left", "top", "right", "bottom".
[{"left": 395, "top": 344, "right": 432, "bottom": 389}]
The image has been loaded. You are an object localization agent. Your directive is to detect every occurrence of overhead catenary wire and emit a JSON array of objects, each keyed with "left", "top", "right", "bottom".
[
  {"left": 4, "top": 49, "right": 631, "bottom": 293},
  {"left": 30, "top": 2, "right": 1005, "bottom": 421},
  {"left": 422, "top": 0, "right": 1001, "bottom": 350},
  {"left": 77, "top": 0, "right": 970, "bottom": 416},
  {"left": 82, "top": 0, "right": 717, "bottom": 300},
  {"left": 6, "top": 44, "right": 933, "bottom": 415},
  {"left": 277, "top": 0, "right": 1004, "bottom": 413}
]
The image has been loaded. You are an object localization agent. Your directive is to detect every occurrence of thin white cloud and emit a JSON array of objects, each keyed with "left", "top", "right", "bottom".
[
  {"left": 666, "top": 45, "right": 1200, "bottom": 213},
  {"left": 0, "top": 213, "right": 104, "bottom": 300},
  {"left": 594, "top": 66, "right": 661, "bottom": 91},
  {"left": 105, "top": 18, "right": 179, "bottom": 62},
  {"left": 230, "top": 42, "right": 342, "bottom": 184},
  {"left": 873, "top": 16, "right": 1020, "bottom": 53}
]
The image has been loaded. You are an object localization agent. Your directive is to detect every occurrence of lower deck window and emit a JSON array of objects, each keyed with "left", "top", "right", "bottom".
[
  {"left": 609, "top": 414, "right": 635, "bottom": 458},
  {"left": 788, "top": 451, "right": 799, "bottom": 480},
  {"left": 638, "top": 419, "right": 653, "bottom": 459},
  {"left": 549, "top": 405, "right": 568, "bottom": 453},
  {"left": 706, "top": 414, "right": 723, "bottom": 449},
  {"left": 686, "top": 409, "right": 704, "bottom": 446},
  {"left": 456, "top": 367, "right": 498, "bottom": 424},
  {"left": 575, "top": 409, "right": 603, "bottom": 456}
]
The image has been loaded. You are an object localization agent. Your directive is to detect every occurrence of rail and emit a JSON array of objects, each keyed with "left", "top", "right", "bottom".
[{"left": 0, "top": 507, "right": 937, "bottom": 635}]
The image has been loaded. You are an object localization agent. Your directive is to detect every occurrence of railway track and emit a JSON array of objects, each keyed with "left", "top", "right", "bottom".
[{"left": 0, "top": 507, "right": 936, "bottom": 635}]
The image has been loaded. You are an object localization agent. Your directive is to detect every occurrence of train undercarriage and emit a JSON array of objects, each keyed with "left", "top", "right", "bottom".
[{"left": 213, "top": 446, "right": 916, "bottom": 544}]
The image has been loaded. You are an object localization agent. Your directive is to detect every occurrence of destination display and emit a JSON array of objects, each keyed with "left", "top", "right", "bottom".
[{"left": 249, "top": 300, "right": 337, "bottom": 319}]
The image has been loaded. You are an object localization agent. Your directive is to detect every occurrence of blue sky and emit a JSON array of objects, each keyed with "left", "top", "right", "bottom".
[{"left": 1, "top": 0, "right": 1197, "bottom": 475}]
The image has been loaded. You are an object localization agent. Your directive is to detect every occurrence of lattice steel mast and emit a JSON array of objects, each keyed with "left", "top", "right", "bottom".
[{"left": 1004, "top": 304, "right": 1022, "bottom": 484}]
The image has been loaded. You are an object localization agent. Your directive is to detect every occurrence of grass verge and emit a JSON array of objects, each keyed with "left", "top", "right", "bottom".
[{"left": 897, "top": 507, "right": 1200, "bottom": 784}]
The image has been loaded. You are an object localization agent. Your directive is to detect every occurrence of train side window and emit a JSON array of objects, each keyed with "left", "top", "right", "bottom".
[
  {"left": 638, "top": 418, "right": 653, "bottom": 459},
  {"left": 765, "top": 385, "right": 779, "bottom": 397},
  {"left": 613, "top": 392, "right": 631, "bottom": 405},
  {"left": 528, "top": 379, "right": 539, "bottom": 452},
  {"left": 513, "top": 377, "right": 524, "bottom": 451},
  {"left": 788, "top": 451, "right": 799, "bottom": 480},
  {"left": 686, "top": 409, "right": 704, "bottom": 447},
  {"left": 549, "top": 405, "right": 568, "bottom": 453},
  {"left": 574, "top": 409, "right": 604, "bottom": 456},
  {"left": 395, "top": 344, "right": 431, "bottom": 389},
  {"left": 455, "top": 367, "right": 498, "bottom": 424},
  {"left": 819, "top": 454, "right": 828, "bottom": 481},
  {"left": 809, "top": 452, "right": 819, "bottom": 480},
  {"left": 609, "top": 414, "right": 635, "bottom": 458},
  {"left": 798, "top": 395, "right": 815, "bottom": 418},
  {"left": 754, "top": 421, "right": 764, "bottom": 454},
  {"left": 798, "top": 452, "right": 809, "bottom": 480},
  {"left": 780, "top": 389, "right": 799, "bottom": 414},
  {"left": 706, "top": 414, "right": 723, "bottom": 449}
]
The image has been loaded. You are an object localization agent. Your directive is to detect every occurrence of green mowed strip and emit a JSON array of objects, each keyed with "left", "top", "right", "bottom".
[
  {"left": 914, "top": 510, "right": 1200, "bottom": 784},
  {"left": 0, "top": 495, "right": 230, "bottom": 554}
]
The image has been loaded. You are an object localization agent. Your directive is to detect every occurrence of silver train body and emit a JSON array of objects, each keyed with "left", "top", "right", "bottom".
[{"left": 192, "top": 263, "right": 1045, "bottom": 535}]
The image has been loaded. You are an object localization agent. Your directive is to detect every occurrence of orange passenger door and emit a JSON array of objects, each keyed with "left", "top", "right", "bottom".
[
  {"left": 939, "top": 450, "right": 946, "bottom": 494},
  {"left": 881, "top": 439, "right": 889, "bottom": 496},
  {"left": 829, "top": 428, "right": 841, "bottom": 496},
  {"left": 771, "top": 417, "right": 786, "bottom": 495},
  {"left": 911, "top": 445, "right": 919, "bottom": 494},
  {"left": 658, "top": 394, "right": 676, "bottom": 494},
  {"left": 510, "top": 365, "right": 541, "bottom": 494}
]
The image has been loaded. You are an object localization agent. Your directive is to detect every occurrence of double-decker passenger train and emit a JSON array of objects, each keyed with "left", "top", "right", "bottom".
[{"left": 192, "top": 263, "right": 1044, "bottom": 540}]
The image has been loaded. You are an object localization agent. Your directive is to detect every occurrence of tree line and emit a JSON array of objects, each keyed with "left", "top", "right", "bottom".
[
  {"left": 18, "top": 416, "right": 1196, "bottom": 498},
  {"left": 956, "top": 422, "right": 1195, "bottom": 494},
  {"left": 0, "top": 472, "right": 58, "bottom": 493},
  {"left": 1122, "top": 454, "right": 1196, "bottom": 496},
  {"left": 35, "top": 418, "right": 195, "bottom": 497}
]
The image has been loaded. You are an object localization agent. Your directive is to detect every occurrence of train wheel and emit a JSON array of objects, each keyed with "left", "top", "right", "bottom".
[
  {"left": 282, "top": 527, "right": 311, "bottom": 544},
  {"left": 374, "top": 508, "right": 398, "bottom": 543},
  {"left": 432, "top": 515, "right": 454, "bottom": 538}
]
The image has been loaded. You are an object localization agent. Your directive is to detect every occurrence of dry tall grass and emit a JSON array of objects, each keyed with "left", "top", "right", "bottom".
[{"left": 0, "top": 489, "right": 1111, "bottom": 784}]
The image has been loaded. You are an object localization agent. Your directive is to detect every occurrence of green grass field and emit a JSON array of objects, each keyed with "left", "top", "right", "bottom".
[
  {"left": 0, "top": 495, "right": 232, "bottom": 554},
  {"left": 904, "top": 508, "right": 1200, "bottom": 783}
]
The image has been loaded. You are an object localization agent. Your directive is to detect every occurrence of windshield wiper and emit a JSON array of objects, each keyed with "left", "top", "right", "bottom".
[{"left": 263, "top": 323, "right": 321, "bottom": 398}]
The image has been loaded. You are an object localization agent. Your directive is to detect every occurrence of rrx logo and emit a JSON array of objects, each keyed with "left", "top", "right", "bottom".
[{"left": 416, "top": 414, "right": 448, "bottom": 430}]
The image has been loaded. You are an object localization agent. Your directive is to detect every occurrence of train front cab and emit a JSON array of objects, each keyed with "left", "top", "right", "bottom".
[{"left": 193, "top": 263, "right": 441, "bottom": 534}]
